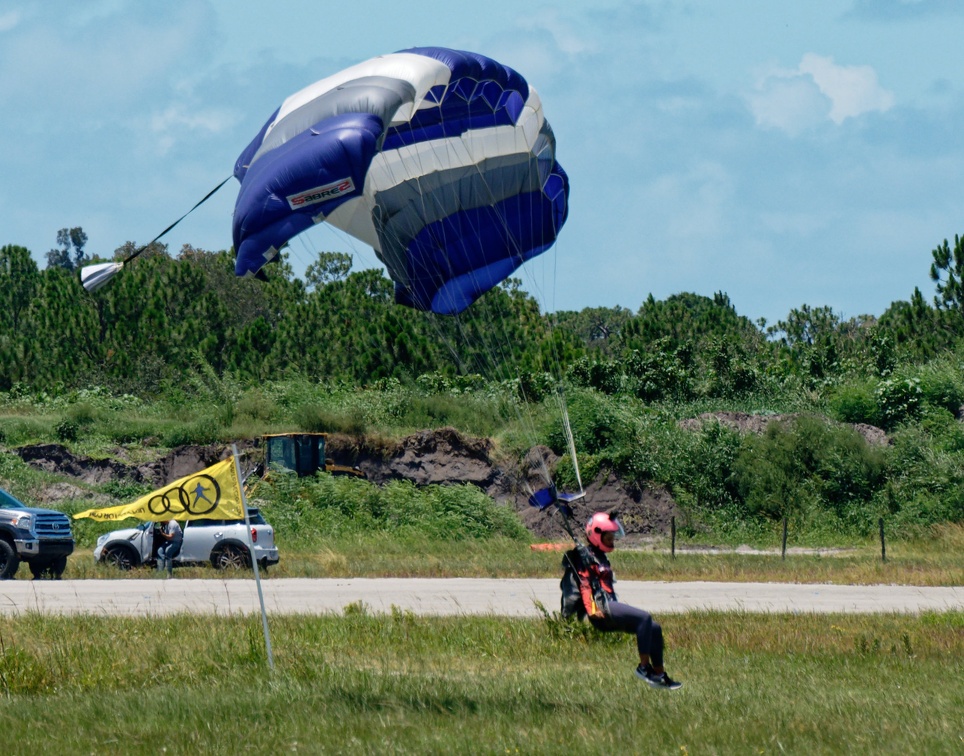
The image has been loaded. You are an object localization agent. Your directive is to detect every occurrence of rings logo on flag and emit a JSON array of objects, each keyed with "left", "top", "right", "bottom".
[{"left": 148, "top": 474, "right": 222, "bottom": 516}]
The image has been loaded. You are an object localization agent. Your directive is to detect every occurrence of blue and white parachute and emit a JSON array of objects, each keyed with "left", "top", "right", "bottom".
[{"left": 232, "top": 47, "right": 569, "bottom": 315}]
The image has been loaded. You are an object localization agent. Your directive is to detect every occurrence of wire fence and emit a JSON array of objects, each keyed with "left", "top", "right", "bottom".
[{"left": 668, "top": 515, "right": 889, "bottom": 562}]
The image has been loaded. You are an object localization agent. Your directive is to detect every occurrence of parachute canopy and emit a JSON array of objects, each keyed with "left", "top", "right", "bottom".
[{"left": 232, "top": 46, "right": 569, "bottom": 315}]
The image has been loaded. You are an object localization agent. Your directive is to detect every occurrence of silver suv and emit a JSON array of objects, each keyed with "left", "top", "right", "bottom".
[{"left": 93, "top": 509, "right": 279, "bottom": 571}]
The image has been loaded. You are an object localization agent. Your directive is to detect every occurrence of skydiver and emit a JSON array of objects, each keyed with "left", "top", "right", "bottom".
[{"left": 560, "top": 511, "right": 683, "bottom": 690}]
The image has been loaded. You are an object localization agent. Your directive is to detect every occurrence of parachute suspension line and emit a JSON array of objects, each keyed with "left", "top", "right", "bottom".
[
  {"left": 518, "top": 234, "right": 583, "bottom": 494},
  {"left": 540, "top": 229, "right": 572, "bottom": 449},
  {"left": 383, "top": 101, "right": 522, "bottom": 395},
  {"left": 273, "top": 57, "right": 568, "bottom": 494},
  {"left": 436, "top": 108, "right": 572, "bottom": 472},
  {"left": 433, "top": 135, "right": 565, "bottom": 490},
  {"left": 479, "top": 136, "right": 584, "bottom": 496},
  {"left": 558, "top": 388, "right": 583, "bottom": 492},
  {"left": 379, "top": 102, "right": 555, "bottom": 487}
]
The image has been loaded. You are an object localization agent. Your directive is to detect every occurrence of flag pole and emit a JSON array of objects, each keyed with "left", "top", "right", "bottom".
[{"left": 232, "top": 444, "right": 274, "bottom": 671}]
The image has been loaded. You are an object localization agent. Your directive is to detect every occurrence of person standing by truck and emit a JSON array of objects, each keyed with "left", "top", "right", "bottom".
[{"left": 156, "top": 518, "right": 183, "bottom": 577}]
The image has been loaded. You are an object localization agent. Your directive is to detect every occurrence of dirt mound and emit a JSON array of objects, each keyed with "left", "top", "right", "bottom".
[
  {"left": 482, "top": 441, "right": 680, "bottom": 542},
  {"left": 327, "top": 427, "right": 499, "bottom": 488},
  {"left": 514, "top": 472, "right": 680, "bottom": 543},
  {"left": 35, "top": 481, "right": 113, "bottom": 507},
  {"left": 678, "top": 411, "right": 890, "bottom": 446},
  {"left": 9, "top": 428, "right": 680, "bottom": 539},
  {"left": 13, "top": 442, "right": 238, "bottom": 487}
]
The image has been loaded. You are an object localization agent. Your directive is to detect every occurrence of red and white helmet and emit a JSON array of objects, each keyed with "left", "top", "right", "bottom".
[{"left": 585, "top": 511, "right": 624, "bottom": 552}]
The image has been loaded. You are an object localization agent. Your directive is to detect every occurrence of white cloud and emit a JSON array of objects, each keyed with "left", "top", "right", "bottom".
[
  {"left": 847, "top": 0, "right": 964, "bottom": 21},
  {"left": 641, "top": 161, "right": 735, "bottom": 245},
  {"left": 516, "top": 9, "right": 598, "bottom": 57},
  {"left": 747, "top": 54, "right": 895, "bottom": 134},
  {"left": 0, "top": 3, "right": 214, "bottom": 113},
  {"left": 475, "top": 9, "right": 598, "bottom": 89},
  {"left": 148, "top": 103, "right": 236, "bottom": 155},
  {"left": 151, "top": 104, "right": 234, "bottom": 136},
  {"left": 747, "top": 72, "right": 830, "bottom": 134},
  {"left": 0, "top": 11, "right": 21, "bottom": 33},
  {"left": 799, "top": 54, "right": 895, "bottom": 123}
]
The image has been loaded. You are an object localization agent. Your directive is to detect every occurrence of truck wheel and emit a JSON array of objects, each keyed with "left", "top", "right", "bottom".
[
  {"left": 102, "top": 544, "right": 137, "bottom": 571},
  {"left": 211, "top": 543, "right": 250, "bottom": 570},
  {"left": 0, "top": 540, "right": 20, "bottom": 580},
  {"left": 50, "top": 556, "right": 68, "bottom": 579},
  {"left": 29, "top": 560, "right": 55, "bottom": 579}
]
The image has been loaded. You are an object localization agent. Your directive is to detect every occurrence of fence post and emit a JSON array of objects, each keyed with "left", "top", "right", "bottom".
[
  {"left": 781, "top": 516, "right": 788, "bottom": 560},
  {"left": 879, "top": 517, "right": 886, "bottom": 562},
  {"left": 671, "top": 516, "right": 676, "bottom": 560}
]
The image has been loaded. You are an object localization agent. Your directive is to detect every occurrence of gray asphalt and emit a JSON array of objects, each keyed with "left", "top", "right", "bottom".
[{"left": 1, "top": 578, "right": 962, "bottom": 617}]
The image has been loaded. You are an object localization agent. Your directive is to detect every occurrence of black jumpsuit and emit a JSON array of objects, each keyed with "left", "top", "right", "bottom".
[{"left": 563, "top": 544, "right": 666, "bottom": 668}]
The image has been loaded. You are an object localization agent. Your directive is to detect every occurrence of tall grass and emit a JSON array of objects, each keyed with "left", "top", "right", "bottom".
[{"left": 0, "top": 611, "right": 961, "bottom": 753}]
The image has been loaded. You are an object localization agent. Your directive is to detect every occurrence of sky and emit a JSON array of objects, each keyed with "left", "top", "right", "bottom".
[{"left": 1, "top": 0, "right": 963, "bottom": 327}]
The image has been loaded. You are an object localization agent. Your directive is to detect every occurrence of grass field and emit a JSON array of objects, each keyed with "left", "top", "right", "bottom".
[
  {"left": 0, "top": 610, "right": 961, "bottom": 754},
  {"left": 6, "top": 470, "right": 963, "bottom": 752}
]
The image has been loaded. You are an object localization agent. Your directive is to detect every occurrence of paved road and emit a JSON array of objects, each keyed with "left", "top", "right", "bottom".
[{"left": 1, "top": 578, "right": 962, "bottom": 617}]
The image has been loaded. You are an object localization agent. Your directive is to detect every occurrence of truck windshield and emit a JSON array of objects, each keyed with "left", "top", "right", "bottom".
[{"left": 0, "top": 489, "right": 26, "bottom": 509}]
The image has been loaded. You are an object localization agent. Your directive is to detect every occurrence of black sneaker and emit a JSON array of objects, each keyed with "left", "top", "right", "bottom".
[
  {"left": 637, "top": 665, "right": 683, "bottom": 690},
  {"left": 634, "top": 663, "right": 653, "bottom": 681}
]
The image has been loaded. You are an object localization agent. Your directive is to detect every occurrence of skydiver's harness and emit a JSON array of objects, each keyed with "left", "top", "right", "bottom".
[
  {"left": 527, "top": 484, "right": 618, "bottom": 621},
  {"left": 561, "top": 543, "right": 617, "bottom": 620}
]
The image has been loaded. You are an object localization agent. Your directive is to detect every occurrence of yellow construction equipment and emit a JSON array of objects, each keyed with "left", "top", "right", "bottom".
[{"left": 261, "top": 432, "right": 365, "bottom": 480}]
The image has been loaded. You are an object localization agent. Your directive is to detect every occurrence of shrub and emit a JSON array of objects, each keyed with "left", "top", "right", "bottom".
[
  {"left": 256, "top": 474, "right": 529, "bottom": 544},
  {"left": 625, "top": 345, "right": 693, "bottom": 402},
  {"left": 830, "top": 381, "right": 881, "bottom": 426},
  {"left": 0, "top": 417, "right": 51, "bottom": 446},
  {"left": 398, "top": 394, "right": 504, "bottom": 437},
  {"left": 66, "top": 402, "right": 100, "bottom": 425},
  {"left": 159, "top": 418, "right": 224, "bottom": 447},
  {"left": 883, "top": 422, "right": 964, "bottom": 530},
  {"left": 552, "top": 452, "right": 602, "bottom": 491},
  {"left": 671, "top": 420, "right": 744, "bottom": 514},
  {"left": 875, "top": 376, "right": 922, "bottom": 429},
  {"left": 235, "top": 389, "right": 281, "bottom": 423},
  {"left": 917, "top": 362, "right": 964, "bottom": 416},
  {"left": 732, "top": 415, "right": 886, "bottom": 531},
  {"left": 545, "top": 391, "right": 626, "bottom": 457},
  {"left": 516, "top": 371, "right": 555, "bottom": 403},
  {"left": 302, "top": 405, "right": 369, "bottom": 435},
  {"left": 102, "top": 417, "right": 168, "bottom": 444},
  {"left": 567, "top": 357, "right": 624, "bottom": 395},
  {"left": 622, "top": 411, "right": 694, "bottom": 487},
  {"left": 705, "top": 338, "right": 760, "bottom": 398},
  {"left": 55, "top": 419, "right": 79, "bottom": 442}
]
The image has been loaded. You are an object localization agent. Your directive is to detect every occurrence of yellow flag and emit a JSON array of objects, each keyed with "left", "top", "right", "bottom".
[{"left": 74, "top": 457, "right": 244, "bottom": 522}]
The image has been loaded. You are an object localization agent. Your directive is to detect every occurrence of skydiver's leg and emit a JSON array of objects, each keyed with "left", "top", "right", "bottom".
[{"left": 592, "top": 601, "right": 665, "bottom": 669}]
